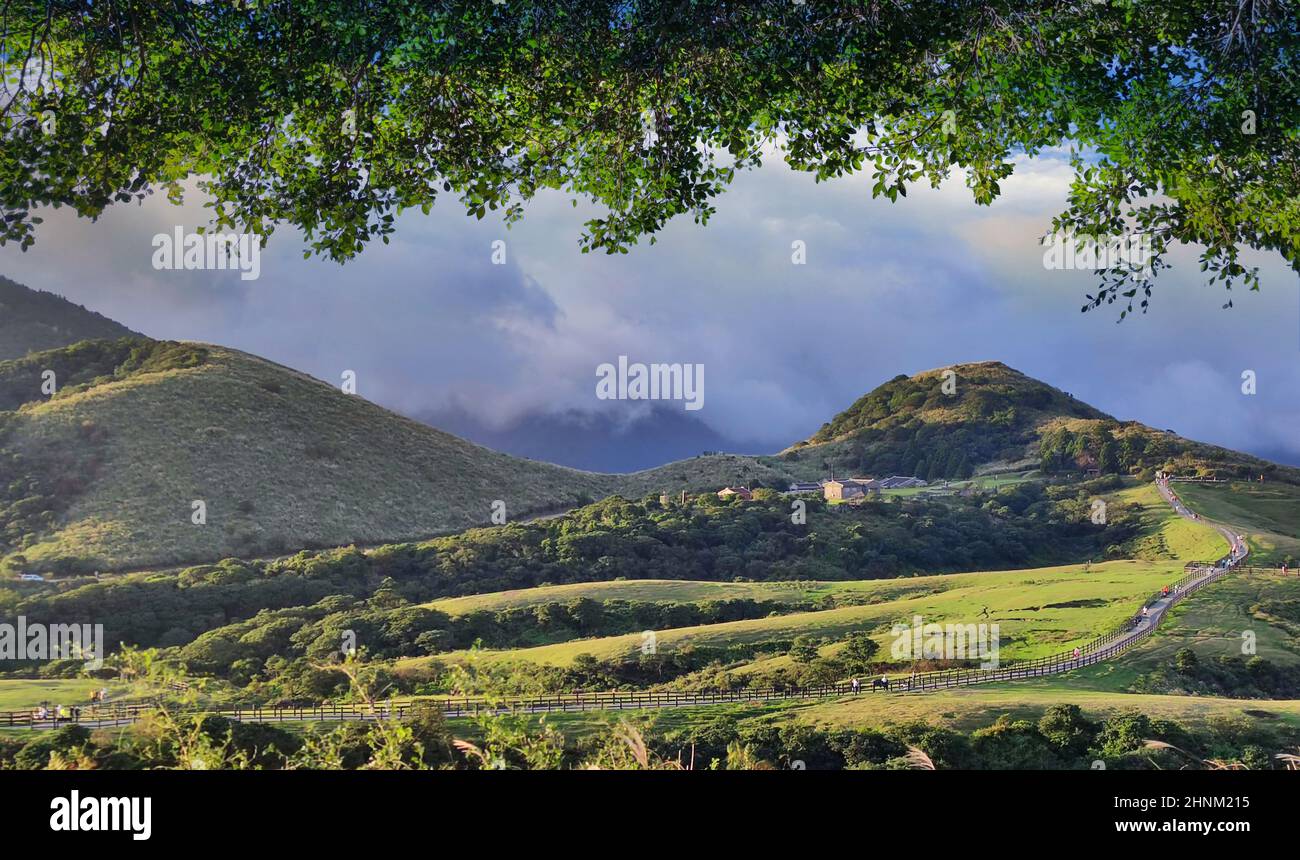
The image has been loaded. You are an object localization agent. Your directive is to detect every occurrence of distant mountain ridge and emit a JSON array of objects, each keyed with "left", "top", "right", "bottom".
[{"left": 421, "top": 402, "right": 783, "bottom": 473}]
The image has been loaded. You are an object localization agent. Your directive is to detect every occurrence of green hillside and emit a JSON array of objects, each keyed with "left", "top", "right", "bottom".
[
  {"left": 0, "top": 276, "right": 138, "bottom": 360},
  {"left": 783, "top": 361, "right": 1300, "bottom": 487},
  {"left": 810, "top": 360, "right": 1109, "bottom": 444},
  {"left": 406, "top": 559, "right": 1186, "bottom": 671},
  {"left": 1174, "top": 481, "right": 1300, "bottom": 566}
]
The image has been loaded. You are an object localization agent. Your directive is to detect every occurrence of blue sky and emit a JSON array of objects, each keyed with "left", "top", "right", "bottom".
[{"left": 3, "top": 149, "right": 1298, "bottom": 470}]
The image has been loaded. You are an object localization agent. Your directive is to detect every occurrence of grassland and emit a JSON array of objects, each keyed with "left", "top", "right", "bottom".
[
  {"left": 1175, "top": 481, "right": 1300, "bottom": 565},
  {"left": 0, "top": 276, "right": 139, "bottom": 362},
  {"left": 1107, "top": 570, "right": 1300, "bottom": 681},
  {"left": 0, "top": 678, "right": 136, "bottom": 711},
  {"left": 426, "top": 578, "right": 954, "bottom": 616},
  {"left": 1117, "top": 482, "right": 1231, "bottom": 562},
  {"left": 434, "top": 683, "right": 1300, "bottom": 742},
  {"left": 404, "top": 560, "right": 1191, "bottom": 670},
  {"left": 780, "top": 683, "right": 1300, "bottom": 732}
]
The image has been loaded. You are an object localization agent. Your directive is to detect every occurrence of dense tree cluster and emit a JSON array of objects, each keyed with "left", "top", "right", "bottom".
[
  {"left": 1134, "top": 646, "right": 1300, "bottom": 700},
  {"left": 171, "top": 594, "right": 814, "bottom": 683},
  {"left": 1037, "top": 421, "right": 1292, "bottom": 483}
]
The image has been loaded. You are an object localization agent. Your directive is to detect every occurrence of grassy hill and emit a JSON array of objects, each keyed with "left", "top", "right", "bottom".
[
  {"left": 810, "top": 360, "right": 1109, "bottom": 444},
  {"left": 1174, "top": 481, "right": 1300, "bottom": 566},
  {"left": 3, "top": 343, "right": 1291, "bottom": 575},
  {"left": 0, "top": 339, "right": 792, "bottom": 573},
  {"left": 0, "top": 276, "right": 139, "bottom": 360},
  {"left": 782, "top": 360, "right": 1300, "bottom": 486}
]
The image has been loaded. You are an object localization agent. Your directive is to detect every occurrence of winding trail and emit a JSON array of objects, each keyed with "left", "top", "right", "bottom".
[{"left": 4, "top": 480, "right": 1256, "bottom": 730}]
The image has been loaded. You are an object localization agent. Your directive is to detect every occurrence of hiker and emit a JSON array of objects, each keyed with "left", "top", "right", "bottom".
[
  {"left": 1073, "top": 647, "right": 1081, "bottom": 661},
  {"left": 851, "top": 678, "right": 860, "bottom": 694},
  {"left": 1162, "top": 585, "right": 1169, "bottom": 597},
  {"left": 1141, "top": 605, "right": 1149, "bottom": 618}
]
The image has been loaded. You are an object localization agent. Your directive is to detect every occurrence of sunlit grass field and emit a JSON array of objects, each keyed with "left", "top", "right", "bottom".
[
  {"left": 401, "top": 481, "right": 1228, "bottom": 672},
  {"left": 1175, "top": 480, "right": 1300, "bottom": 565},
  {"left": 0, "top": 678, "right": 135, "bottom": 712},
  {"left": 403, "top": 559, "right": 1187, "bottom": 670}
]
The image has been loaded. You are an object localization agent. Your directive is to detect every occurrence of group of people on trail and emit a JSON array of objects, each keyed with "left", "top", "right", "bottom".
[
  {"left": 33, "top": 703, "right": 82, "bottom": 723},
  {"left": 29, "top": 688, "right": 108, "bottom": 723},
  {"left": 849, "top": 675, "right": 897, "bottom": 694}
]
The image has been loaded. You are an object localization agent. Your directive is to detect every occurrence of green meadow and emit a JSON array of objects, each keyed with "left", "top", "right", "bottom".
[
  {"left": 404, "top": 480, "right": 1226, "bottom": 673},
  {"left": 1175, "top": 480, "right": 1300, "bottom": 565}
]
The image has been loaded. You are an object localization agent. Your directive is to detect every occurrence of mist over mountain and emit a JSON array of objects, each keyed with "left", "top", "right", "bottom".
[{"left": 421, "top": 403, "right": 786, "bottom": 473}]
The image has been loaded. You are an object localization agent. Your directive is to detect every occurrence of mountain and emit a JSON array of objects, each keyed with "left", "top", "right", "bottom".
[
  {"left": 783, "top": 361, "right": 1299, "bottom": 486},
  {"left": 0, "top": 276, "right": 140, "bottom": 360},
  {"left": 421, "top": 403, "right": 783, "bottom": 473},
  {"left": 781, "top": 361, "right": 1105, "bottom": 476},
  {"left": 0, "top": 338, "right": 792, "bottom": 574}
]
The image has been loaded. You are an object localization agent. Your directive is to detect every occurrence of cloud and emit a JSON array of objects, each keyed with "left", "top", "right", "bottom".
[{"left": 3, "top": 150, "right": 1297, "bottom": 467}]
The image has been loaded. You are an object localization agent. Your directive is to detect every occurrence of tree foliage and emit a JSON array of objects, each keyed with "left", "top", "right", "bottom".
[{"left": 1, "top": 1, "right": 1296, "bottom": 311}]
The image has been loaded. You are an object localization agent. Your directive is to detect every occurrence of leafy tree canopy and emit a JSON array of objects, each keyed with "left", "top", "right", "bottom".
[{"left": 1, "top": 1, "right": 1296, "bottom": 314}]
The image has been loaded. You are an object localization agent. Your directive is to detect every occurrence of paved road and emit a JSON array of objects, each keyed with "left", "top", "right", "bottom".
[{"left": 8, "top": 481, "right": 1251, "bottom": 730}]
